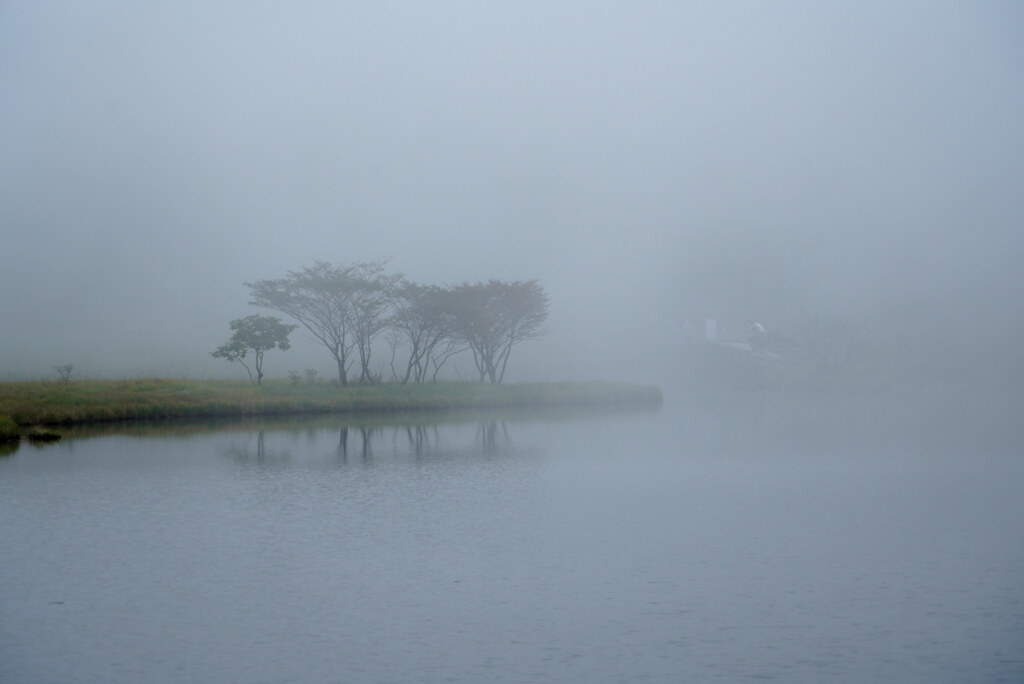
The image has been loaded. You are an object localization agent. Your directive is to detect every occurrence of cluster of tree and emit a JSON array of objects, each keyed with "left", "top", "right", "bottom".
[{"left": 213, "top": 261, "right": 549, "bottom": 385}]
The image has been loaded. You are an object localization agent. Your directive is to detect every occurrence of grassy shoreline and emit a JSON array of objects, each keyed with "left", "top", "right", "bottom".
[{"left": 0, "top": 379, "right": 662, "bottom": 435}]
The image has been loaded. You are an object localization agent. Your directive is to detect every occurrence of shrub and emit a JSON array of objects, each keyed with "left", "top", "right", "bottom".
[{"left": 52, "top": 363, "right": 74, "bottom": 384}]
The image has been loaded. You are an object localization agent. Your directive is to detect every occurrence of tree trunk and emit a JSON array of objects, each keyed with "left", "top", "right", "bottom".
[
  {"left": 336, "top": 355, "right": 348, "bottom": 386},
  {"left": 238, "top": 358, "right": 256, "bottom": 385},
  {"left": 496, "top": 342, "right": 513, "bottom": 384}
]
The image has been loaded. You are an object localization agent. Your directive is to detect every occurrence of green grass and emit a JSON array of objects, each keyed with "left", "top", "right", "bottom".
[
  {"left": 0, "top": 415, "right": 20, "bottom": 441},
  {"left": 0, "top": 379, "right": 662, "bottom": 428}
]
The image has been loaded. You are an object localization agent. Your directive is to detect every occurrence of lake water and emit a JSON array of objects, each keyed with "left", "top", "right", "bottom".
[{"left": 1, "top": 389, "right": 1022, "bottom": 683}]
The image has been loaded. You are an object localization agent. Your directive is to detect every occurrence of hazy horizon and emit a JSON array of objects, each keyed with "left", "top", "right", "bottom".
[{"left": 3, "top": 2, "right": 1022, "bottom": 385}]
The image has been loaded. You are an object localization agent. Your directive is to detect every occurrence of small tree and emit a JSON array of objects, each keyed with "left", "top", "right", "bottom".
[
  {"left": 52, "top": 363, "right": 74, "bottom": 384},
  {"left": 212, "top": 315, "right": 296, "bottom": 385}
]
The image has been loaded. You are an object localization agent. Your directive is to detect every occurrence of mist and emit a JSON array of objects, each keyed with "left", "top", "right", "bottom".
[{"left": 2, "top": 1, "right": 1022, "bottom": 387}]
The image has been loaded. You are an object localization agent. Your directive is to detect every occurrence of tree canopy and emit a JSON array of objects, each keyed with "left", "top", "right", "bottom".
[
  {"left": 211, "top": 315, "right": 296, "bottom": 385},
  {"left": 247, "top": 262, "right": 548, "bottom": 384},
  {"left": 447, "top": 280, "right": 549, "bottom": 384},
  {"left": 246, "top": 261, "right": 380, "bottom": 385},
  {"left": 388, "top": 283, "right": 462, "bottom": 384}
]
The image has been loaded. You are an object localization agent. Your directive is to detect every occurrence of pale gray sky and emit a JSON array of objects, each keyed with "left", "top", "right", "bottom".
[{"left": 2, "top": 1, "right": 1022, "bottom": 381}]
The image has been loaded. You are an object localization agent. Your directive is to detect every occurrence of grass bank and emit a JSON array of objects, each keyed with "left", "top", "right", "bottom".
[
  {"left": 0, "top": 379, "right": 662, "bottom": 428},
  {"left": 0, "top": 415, "right": 20, "bottom": 441}
]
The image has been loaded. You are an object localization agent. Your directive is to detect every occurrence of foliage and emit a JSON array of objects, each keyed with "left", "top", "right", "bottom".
[
  {"left": 248, "top": 261, "right": 395, "bottom": 385},
  {"left": 250, "top": 263, "right": 549, "bottom": 385},
  {"left": 388, "top": 283, "right": 463, "bottom": 384},
  {"left": 212, "top": 315, "right": 297, "bottom": 385},
  {"left": 447, "top": 280, "right": 549, "bottom": 384},
  {"left": 346, "top": 261, "right": 403, "bottom": 383}
]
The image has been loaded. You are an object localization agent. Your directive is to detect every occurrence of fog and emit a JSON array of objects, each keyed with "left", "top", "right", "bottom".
[{"left": 2, "top": 2, "right": 1022, "bottom": 386}]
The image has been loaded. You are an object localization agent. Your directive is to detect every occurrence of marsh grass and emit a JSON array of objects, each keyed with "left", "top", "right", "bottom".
[
  {"left": 0, "top": 379, "right": 662, "bottom": 427},
  {"left": 0, "top": 415, "right": 20, "bottom": 441}
]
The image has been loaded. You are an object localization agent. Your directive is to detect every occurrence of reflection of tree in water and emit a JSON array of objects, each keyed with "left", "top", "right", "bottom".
[
  {"left": 0, "top": 441, "right": 19, "bottom": 458},
  {"left": 219, "top": 417, "right": 527, "bottom": 467},
  {"left": 477, "top": 420, "right": 509, "bottom": 454},
  {"left": 337, "top": 426, "right": 348, "bottom": 463},
  {"left": 337, "top": 425, "right": 381, "bottom": 463},
  {"left": 223, "top": 430, "right": 292, "bottom": 465},
  {"left": 359, "top": 426, "right": 378, "bottom": 462},
  {"left": 343, "top": 420, "right": 513, "bottom": 459},
  {"left": 404, "top": 424, "right": 440, "bottom": 457}
]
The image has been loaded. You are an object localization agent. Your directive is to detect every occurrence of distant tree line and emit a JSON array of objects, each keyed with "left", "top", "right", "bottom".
[{"left": 214, "top": 261, "right": 549, "bottom": 385}]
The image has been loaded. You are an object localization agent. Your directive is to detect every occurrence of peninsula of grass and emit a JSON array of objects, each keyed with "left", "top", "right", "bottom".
[{"left": 0, "top": 379, "right": 662, "bottom": 429}]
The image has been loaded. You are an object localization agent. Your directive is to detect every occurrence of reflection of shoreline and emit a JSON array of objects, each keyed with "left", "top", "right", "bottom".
[
  {"left": 224, "top": 418, "right": 524, "bottom": 466},
  {"left": 53, "top": 401, "right": 661, "bottom": 444},
  {"left": 223, "top": 430, "right": 292, "bottom": 464}
]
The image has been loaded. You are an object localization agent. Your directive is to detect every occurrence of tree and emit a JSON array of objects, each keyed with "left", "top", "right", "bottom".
[
  {"left": 212, "top": 315, "right": 296, "bottom": 385},
  {"left": 52, "top": 363, "right": 74, "bottom": 384},
  {"left": 346, "top": 261, "right": 402, "bottom": 384},
  {"left": 388, "top": 282, "right": 464, "bottom": 383},
  {"left": 248, "top": 261, "right": 398, "bottom": 385},
  {"left": 247, "top": 262, "right": 358, "bottom": 385},
  {"left": 448, "top": 280, "right": 548, "bottom": 384}
]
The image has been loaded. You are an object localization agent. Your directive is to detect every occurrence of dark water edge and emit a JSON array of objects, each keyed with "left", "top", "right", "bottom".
[{"left": 5, "top": 400, "right": 661, "bottom": 446}]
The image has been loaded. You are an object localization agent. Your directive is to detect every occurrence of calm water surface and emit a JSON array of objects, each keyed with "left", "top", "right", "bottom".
[{"left": 1, "top": 390, "right": 1022, "bottom": 683}]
